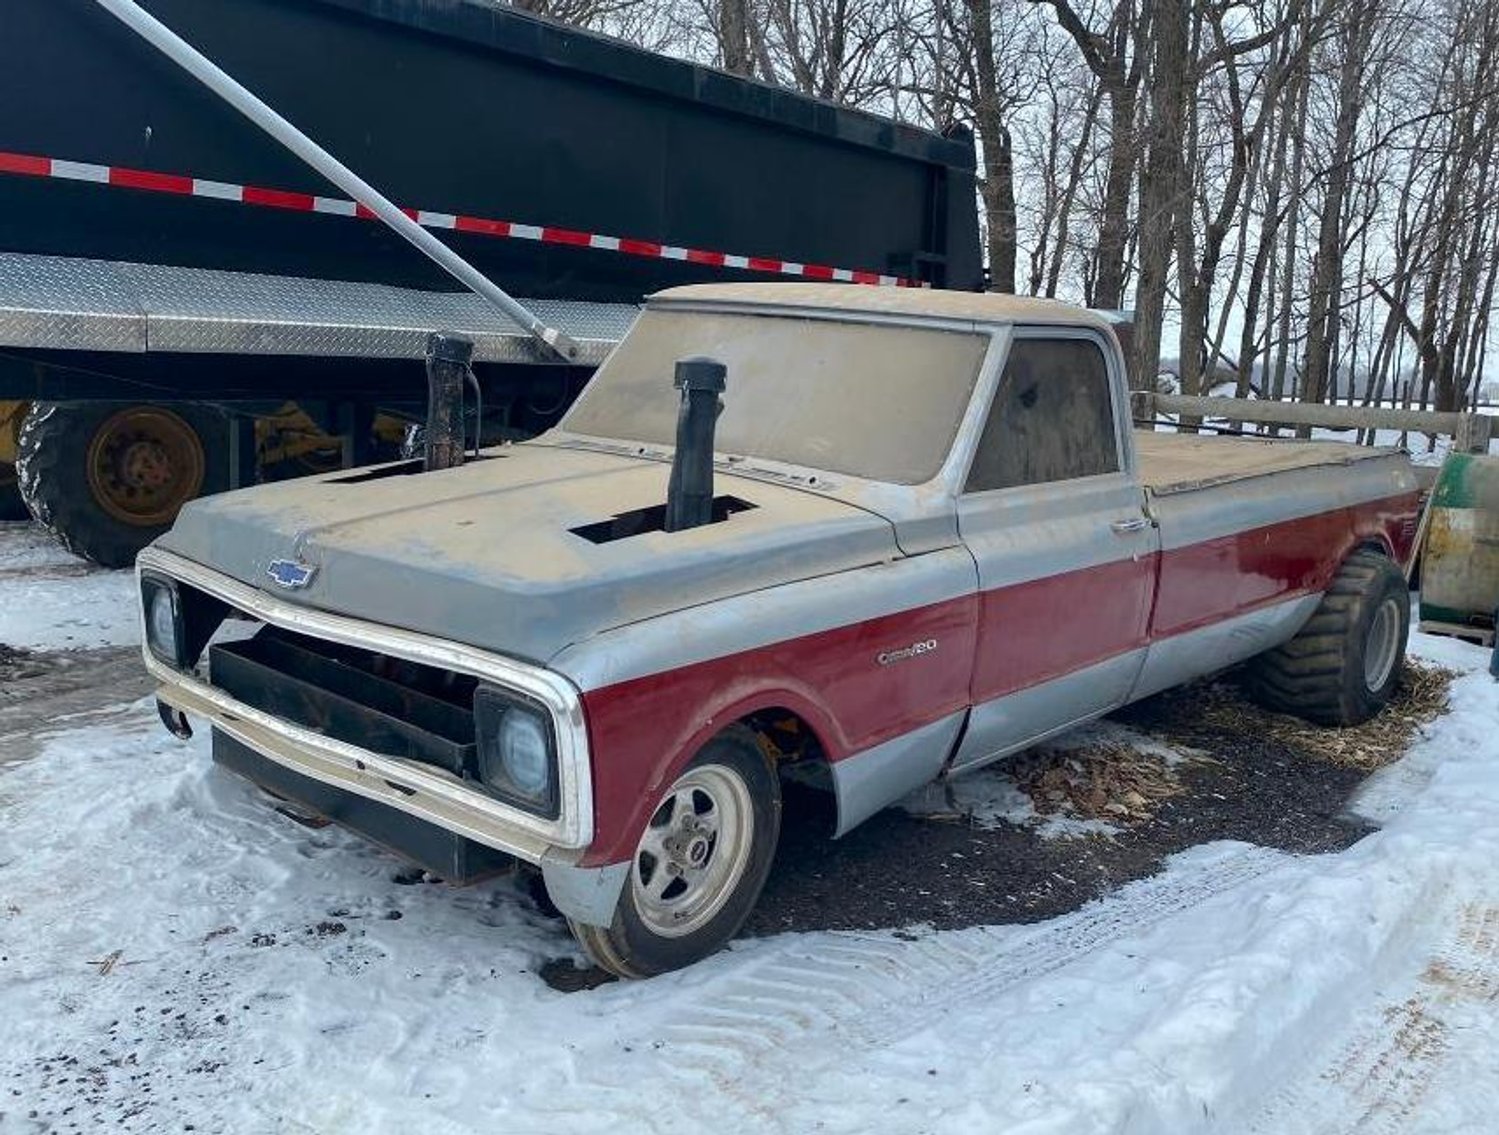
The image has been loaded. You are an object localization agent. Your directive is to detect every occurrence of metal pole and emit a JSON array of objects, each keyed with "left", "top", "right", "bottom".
[{"left": 91, "top": 0, "right": 580, "bottom": 363}]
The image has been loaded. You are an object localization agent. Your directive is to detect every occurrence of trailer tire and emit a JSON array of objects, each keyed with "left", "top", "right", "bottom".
[
  {"left": 568, "top": 726, "right": 780, "bottom": 979},
  {"left": 16, "top": 402, "right": 231, "bottom": 568},
  {"left": 1247, "top": 549, "right": 1410, "bottom": 727}
]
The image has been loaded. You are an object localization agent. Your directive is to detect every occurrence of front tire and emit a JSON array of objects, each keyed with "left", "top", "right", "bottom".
[
  {"left": 569, "top": 727, "right": 781, "bottom": 979},
  {"left": 1248, "top": 548, "right": 1410, "bottom": 726}
]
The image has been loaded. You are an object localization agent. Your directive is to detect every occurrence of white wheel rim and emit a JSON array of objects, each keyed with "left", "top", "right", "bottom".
[
  {"left": 630, "top": 764, "right": 755, "bottom": 939},
  {"left": 1364, "top": 597, "right": 1402, "bottom": 692}
]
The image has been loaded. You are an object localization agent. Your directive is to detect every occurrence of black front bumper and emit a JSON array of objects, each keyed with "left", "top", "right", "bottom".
[{"left": 213, "top": 729, "right": 514, "bottom": 884}]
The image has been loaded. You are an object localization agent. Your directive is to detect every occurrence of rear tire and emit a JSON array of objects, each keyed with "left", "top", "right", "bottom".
[
  {"left": 1247, "top": 549, "right": 1410, "bottom": 726},
  {"left": 17, "top": 402, "right": 230, "bottom": 568},
  {"left": 568, "top": 726, "right": 781, "bottom": 979}
]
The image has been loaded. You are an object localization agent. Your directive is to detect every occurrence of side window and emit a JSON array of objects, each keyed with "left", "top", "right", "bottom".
[{"left": 964, "top": 337, "right": 1121, "bottom": 492}]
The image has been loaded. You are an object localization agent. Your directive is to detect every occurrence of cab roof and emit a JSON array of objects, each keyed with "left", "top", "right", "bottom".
[{"left": 649, "top": 282, "right": 1120, "bottom": 335}]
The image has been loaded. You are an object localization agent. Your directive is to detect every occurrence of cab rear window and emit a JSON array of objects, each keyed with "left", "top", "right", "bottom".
[{"left": 965, "top": 338, "right": 1120, "bottom": 492}]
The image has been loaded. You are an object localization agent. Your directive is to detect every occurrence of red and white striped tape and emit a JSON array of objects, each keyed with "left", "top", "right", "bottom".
[{"left": 0, "top": 149, "right": 925, "bottom": 288}]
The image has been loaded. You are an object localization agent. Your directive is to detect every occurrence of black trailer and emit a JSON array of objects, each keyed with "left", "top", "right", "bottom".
[{"left": 0, "top": 0, "right": 981, "bottom": 565}]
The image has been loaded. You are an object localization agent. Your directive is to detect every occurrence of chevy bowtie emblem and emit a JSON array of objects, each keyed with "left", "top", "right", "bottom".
[{"left": 266, "top": 558, "right": 317, "bottom": 589}]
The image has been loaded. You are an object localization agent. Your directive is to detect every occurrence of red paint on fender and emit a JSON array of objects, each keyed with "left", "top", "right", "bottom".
[{"left": 580, "top": 595, "right": 979, "bottom": 863}]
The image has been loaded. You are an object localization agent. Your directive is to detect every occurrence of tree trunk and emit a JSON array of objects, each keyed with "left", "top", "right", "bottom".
[
  {"left": 1093, "top": 74, "right": 1137, "bottom": 309},
  {"left": 1047, "top": 83, "right": 1100, "bottom": 298},
  {"left": 970, "top": 0, "right": 1017, "bottom": 292},
  {"left": 1270, "top": 64, "right": 1309, "bottom": 412},
  {"left": 1130, "top": 0, "right": 1188, "bottom": 391},
  {"left": 1301, "top": 4, "right": 1374, "bottom": 413},
  {"left": 720, "top": 0, "right": 753, "bottom": 76},
  {"left": 1033, "top": 1, "right": 1141, "bottom": 310}
]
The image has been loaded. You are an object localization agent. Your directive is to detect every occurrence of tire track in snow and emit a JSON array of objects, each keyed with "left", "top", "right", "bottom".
[
  {"left": 570, "top": 845, "right": 1284, "bottom": 1131},
  {"left": 1247, "top": 898, "right": 1499, "bottom": 1135}
]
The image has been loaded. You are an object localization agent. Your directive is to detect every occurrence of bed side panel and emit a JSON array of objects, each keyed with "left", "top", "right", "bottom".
[
  {"left": 1128, "top": 457, "right": 1417, "bottom": 702},
  {"left": 1146, "top": 454, "right": 1419, "bottom": 641}
]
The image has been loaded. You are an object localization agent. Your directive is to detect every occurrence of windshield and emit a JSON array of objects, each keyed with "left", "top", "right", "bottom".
[{"left": 559, "top": 308, "right": 990, "bottom": 485}]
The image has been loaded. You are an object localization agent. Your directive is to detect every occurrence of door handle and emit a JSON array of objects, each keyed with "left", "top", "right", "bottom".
[{"left": 1110, "top": 516, "right": 1152, "bottom": 534}]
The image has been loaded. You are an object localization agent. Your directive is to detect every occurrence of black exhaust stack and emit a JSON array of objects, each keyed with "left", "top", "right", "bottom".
[
  {"left": 664, "top": 356, "right": 727, "bottom": 532},
  {"left": 424, "top": 331, "right": 473, "bottom": 471}
]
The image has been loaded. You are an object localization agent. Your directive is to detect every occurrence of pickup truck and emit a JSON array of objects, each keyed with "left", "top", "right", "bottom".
[{"left": 137, "top": 284, "right": 1422, "bottom": 977}]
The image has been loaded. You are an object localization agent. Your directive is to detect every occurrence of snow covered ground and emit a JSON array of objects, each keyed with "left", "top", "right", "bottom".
[
  {"left": 3, "top": 524, "right": 1499, "bottom": 1133},
  {"left": 0, "top": 521, "right": 139, "bottom": 650}
]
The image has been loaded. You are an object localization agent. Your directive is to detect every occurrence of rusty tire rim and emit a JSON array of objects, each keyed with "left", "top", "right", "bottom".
[{"left": 86, "top": 407, "right": 207, "bottom": 527}]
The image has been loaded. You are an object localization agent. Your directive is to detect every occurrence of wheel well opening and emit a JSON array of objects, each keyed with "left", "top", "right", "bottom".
[{"left": 739, "top": 707, "right": 834, "bottom": 790}]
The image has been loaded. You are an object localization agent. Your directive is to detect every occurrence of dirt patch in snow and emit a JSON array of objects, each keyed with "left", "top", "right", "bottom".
[
  {"left": 1144, "top": 659, "right": 1457, "bottom": 771},
  {"left": 0, "top": 646, "right": 153, "bottom": 768},
  {"left": 0, "top": 643, "right": 44, "bottom": 678}
]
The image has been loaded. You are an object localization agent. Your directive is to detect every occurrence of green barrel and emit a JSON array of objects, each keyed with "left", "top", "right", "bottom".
[{"left": 1420, "top": 452, "right": 1499, "bottom": 632}]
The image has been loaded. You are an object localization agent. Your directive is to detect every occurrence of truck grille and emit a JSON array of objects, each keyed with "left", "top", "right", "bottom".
[{"left": 209, "top": 627, "right": 478, "bottom": 776}]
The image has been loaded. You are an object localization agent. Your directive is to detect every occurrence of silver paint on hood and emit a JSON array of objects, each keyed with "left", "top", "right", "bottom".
[{"left": 156, "top": 441, "right": 900, "bottom": 663}]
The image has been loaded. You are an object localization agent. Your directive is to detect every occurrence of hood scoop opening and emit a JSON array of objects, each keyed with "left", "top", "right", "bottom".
[
  {"left": 332, "top": 459, "right": 426, "bottom": 484},
  {"left": 570, "top": 495, "right": 755, "bottom": 545},
  {"left": 570, "top": 355, "right": 752, "bottom": 545}
]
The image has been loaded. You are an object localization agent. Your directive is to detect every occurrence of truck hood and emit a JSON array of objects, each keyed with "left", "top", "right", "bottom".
[{"left": 157, "top": 441, "right": 899, "bottom": 663}]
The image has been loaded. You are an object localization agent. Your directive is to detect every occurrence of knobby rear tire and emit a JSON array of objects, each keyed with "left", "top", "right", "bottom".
[{"left": 1247, "top": 548, "right": 1410, "bottom": 727}]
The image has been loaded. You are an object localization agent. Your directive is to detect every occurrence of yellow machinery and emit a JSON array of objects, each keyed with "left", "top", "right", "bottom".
[
  {"left": 6, "top": 399, "right": 414, "bottom": 562},
  {"left": 0, "top": 399, "right": 27, "bottom": 519}
]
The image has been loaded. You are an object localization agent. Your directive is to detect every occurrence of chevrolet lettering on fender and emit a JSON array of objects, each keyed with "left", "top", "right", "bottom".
[
  {"left": 138, "top": 285, "right": 1420, "bottom": 978},
  {"left": 877, "top": 640, "right": 939, "bottom": 666}
]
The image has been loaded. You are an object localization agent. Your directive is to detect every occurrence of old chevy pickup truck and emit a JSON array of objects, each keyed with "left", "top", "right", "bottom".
[{"left": 137, "top": 284, "right": 1420, "bottom": 977}]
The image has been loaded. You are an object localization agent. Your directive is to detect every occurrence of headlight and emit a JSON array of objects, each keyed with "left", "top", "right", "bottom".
[
  {"left": 141, "top": 576, "right": 183, "bottom": 668},
  {"left": 472, "top": 686, "right": 559, "bottom": 817}
]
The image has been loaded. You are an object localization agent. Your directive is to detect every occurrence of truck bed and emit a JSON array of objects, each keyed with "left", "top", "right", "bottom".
[{"left": 1134, "top": 430, "right": 1399, "bottom": 495}]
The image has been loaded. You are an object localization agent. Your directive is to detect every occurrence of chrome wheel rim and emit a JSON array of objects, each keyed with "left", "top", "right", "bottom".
[
  {"left": 1364, "top": 597, "right": 1402, "bottom": 692},
  {"left": 631, "top": 764, "right": 754, "bottom": 939}
]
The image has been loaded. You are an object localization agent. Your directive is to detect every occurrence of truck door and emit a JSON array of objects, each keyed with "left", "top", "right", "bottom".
[{"left": 949, "top": 330, "right": 1160, "bottom": 771}]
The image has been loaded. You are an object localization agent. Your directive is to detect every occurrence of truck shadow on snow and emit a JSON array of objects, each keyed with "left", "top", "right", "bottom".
[{"left": 541, "top": 663, "right": 1451, "bottom": 988}]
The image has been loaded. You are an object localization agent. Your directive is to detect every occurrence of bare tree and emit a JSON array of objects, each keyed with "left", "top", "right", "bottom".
[
  {"left": 1033, "top": 0, "right": 1144, "bottom": 309},
  {"left": 522, "top": 0, "right": 1499, "bottom": 418}
]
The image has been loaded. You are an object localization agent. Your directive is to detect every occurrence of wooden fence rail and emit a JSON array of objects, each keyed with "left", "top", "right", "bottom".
[{"left": 1134, "top": 393, "right": 1495, "bottom": 454}]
